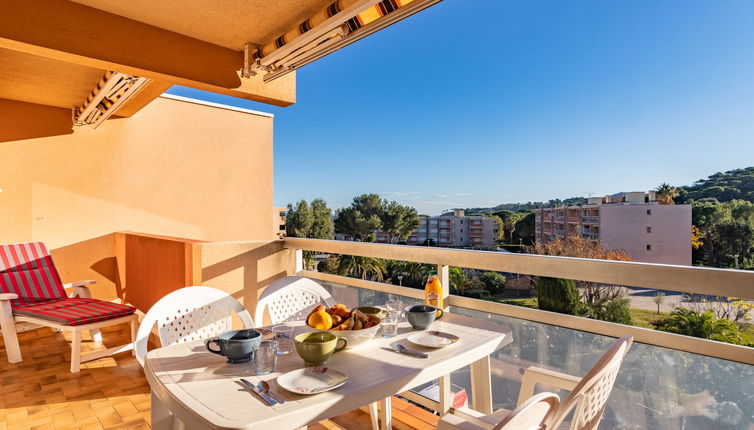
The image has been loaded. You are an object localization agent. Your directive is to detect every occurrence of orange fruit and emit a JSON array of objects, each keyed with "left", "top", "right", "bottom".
[{"left": 307, "top": 310, "right": 333, "bottom": 330}]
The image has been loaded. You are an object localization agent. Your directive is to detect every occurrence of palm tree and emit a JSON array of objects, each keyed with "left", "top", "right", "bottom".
[
  {"left": 449, "top": 267, "right": 471, "bottom": 295},
  {"left": 337, "top": 255, "right": 386, "bottom": 281},
  {"left": 399, "top": 261, "right": 432, "bottom": 286},
  {"left": 653, "top": 308, "right": 748, "bottom": 344},
  {"left": 655, "top": 183, "right": 678, "bottom": 205}
]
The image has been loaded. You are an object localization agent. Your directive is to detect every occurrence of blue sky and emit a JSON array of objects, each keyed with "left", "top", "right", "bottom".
[{"left": 168, "top": 0, "right": 754, "bottom": 215}]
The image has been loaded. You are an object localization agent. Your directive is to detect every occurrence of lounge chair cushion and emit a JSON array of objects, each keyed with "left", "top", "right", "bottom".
[
  {"left": 0, "top": 242, "right": 66, "bottom": 307},
  {"left": 12, "top": 298, "right": 136, "bottom": 326}
]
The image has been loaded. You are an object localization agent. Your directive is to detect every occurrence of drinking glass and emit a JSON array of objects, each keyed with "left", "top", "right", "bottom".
[
  {"left": 254, "top": 340, "right": 278, "bottom": 375},
  {"left": 272, "top": 324, "right": 294, "bottom": 355},
  {"left": 385, "top": 299, "right": 404, "bottom": 318},
  {"left": 381, "top": 311, "right": 399, "bottom": 338}
]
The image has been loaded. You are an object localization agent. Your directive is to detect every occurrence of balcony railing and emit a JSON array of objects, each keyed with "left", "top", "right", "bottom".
[
  {"left": 581, "top": 215, "right": 600, "bottom": 223},
  {"left": 283, "top": 238, "right": 753, "bottom": 429},
  {"left": 284, "top": 237, "right": 752, "bottom": 365}
]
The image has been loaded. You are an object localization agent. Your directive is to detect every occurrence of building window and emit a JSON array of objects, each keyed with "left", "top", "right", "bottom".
[
  {"left": 646, "top": 244, "right": 652, "bottom": 251},
  {"left": 646, "top": 209, "right": 652, "bottom": 215},
  {"left": 646, "top": 226, "right": 652, "bottom": 233}
]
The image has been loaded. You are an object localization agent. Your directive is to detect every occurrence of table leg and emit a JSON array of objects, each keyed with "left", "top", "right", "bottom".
[
  {"left": 439, "top": 374, "right": 452, "bottom": 415},
  {"left": 470, "top": 355, "right": 493, "bottom": 414},
  {"left": 151, "top": 391, "right": 175, "bottom": 430},
  {"left": 369, "top": 401, "right": 379, "bottom": 430},
  {"left": 379, "top": 397, "right": 392, "bottom": 430}
]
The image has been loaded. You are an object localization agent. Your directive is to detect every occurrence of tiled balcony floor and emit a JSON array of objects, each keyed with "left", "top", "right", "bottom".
[{"left": 0, "top": 325, "right": 439, "bottom": 429}]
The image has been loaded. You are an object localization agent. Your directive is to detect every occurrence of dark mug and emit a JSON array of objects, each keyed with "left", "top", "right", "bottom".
[
  {"left": 205, "top": 329, "right": 262, "bottom": 364},
  {"left": 406, "top": 305, "right": 443, "bottom": 330}
]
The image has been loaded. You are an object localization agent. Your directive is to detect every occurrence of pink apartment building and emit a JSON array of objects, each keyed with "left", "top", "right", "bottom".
[{"left": 535, "top": 192, "right": 692, "bottom": 265}]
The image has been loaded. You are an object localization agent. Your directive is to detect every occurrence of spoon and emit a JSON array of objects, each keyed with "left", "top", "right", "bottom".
[{"left": 259, "top": 380, "right": 286, "bottom": 404}]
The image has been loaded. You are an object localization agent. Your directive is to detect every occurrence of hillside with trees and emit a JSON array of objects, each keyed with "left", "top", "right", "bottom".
[{"left": 676, "top": 167, "right": 754, "bottom": 203}]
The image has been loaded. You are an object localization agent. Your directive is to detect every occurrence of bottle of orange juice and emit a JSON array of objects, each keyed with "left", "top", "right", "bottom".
[{"left": 424, "top": 271, "right": 444, "bottom": 318}]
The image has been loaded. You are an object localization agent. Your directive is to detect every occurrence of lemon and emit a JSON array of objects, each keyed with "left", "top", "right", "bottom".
[{"left": 307, "top": 310, "right": 333, "bottom": 330}]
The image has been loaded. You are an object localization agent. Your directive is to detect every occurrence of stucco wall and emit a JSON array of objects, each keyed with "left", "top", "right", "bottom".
[
  {"left": 599, "top": 204, "right": 691, "bottom": 265},
  {"left": 0, "top": 96, "right": 274, "bottom": 299}
]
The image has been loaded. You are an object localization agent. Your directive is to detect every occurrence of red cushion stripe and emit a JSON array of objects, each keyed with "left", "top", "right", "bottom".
[
  {"left": 19, "top": 246, "right": 47, "bottom": 301},
  {"left": 5, "top": 245, "right": 35, "bottom": 301},
  {"left": 12, "top": 298, "right": 136, "bottom": 326},
  {"left": 0, "top": 242, "right": 66, "bottom": 306}
]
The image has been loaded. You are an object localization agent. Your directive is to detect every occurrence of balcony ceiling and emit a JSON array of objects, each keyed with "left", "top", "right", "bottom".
[
  {"left": 69, "top": 0, "right": 332, "bottom": 50},
  {"left": 0, "top": 48, "right": 106, "bottom": 110}
]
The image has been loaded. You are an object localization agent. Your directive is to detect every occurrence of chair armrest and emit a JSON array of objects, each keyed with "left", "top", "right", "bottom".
[
  {"left": 63, "top": 280, "right": 96, "bottom": 289},
  {"left": 437, "top": 407, "right": 510, "bottom": 430},
  {"left": 0, "top": 293, "right": 19, "bottom": 301},
  {"left": 64, "top": 280, "right": 96, "bottom": 298},
  {"left": 517, "top": 366, "right": 581, "bottom": 406}
]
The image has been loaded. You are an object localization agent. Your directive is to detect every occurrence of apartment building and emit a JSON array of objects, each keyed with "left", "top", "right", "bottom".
[
  {"left": 375, "top": 209, "right": 499, "bottom": 247},
  {"left": 535, "top": 191, "right": 692, "bottom": 265}
]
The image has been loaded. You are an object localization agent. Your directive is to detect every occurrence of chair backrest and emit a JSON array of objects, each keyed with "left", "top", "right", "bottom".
[
  {"left": 0, "top": 242, "right": 66, "bottom": 307},
  {"left": 553, "top": 335, "right": 634, "bottom": 430},
  {"left": 494, "top": 392, "right": 560, "bottom": 430},
  {"left": 254, "top": 276, "right": 335, "bottom": 325},
  {"left": 135, "top": 286, "right": 254, "bottom": 366}
]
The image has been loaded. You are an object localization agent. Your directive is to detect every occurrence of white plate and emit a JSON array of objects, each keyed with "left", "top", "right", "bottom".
[
  {"left": 407, "top": 332, "right": 456, "bottom": 348},
  {"left": 277, "top": 367, "right": 348, "bottom": 395}
]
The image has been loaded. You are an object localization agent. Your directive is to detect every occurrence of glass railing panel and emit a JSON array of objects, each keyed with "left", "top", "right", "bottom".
[{"left": 315, "top": 280, "right": 754, "bottom": 430}]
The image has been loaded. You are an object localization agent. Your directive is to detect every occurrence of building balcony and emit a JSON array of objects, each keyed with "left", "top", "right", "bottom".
[
  {"left": 2, "top": 234, "right": 752, "bottom": 430},
  {"left": 582, "top": 216, "right": 600, "bottom": 223}
]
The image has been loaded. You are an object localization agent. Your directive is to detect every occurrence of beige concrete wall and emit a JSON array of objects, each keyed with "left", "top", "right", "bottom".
[
  {"left": 197, "top": 241, "right": 291, "bottom": 326},
  {"left": 0, "top": 96, "right": 275, "bottom": 299},
  {"left": 599, "top": 204, "right": 692, "bottom": 265}
]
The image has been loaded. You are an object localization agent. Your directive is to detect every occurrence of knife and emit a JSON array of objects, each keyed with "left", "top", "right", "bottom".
[
  {"left": 394, "top": 344, "right": 428, "bottom": 358},
  {"left": 240, "top": 378, "right": 277, "bottom": 405}
]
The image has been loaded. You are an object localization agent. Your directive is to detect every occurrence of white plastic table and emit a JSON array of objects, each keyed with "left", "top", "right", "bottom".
[{"left": 144, "top": 313, "right": 513, "bottom": 430}]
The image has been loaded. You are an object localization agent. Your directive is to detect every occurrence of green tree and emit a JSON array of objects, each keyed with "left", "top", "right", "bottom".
[
  {"left": 449, "top": 267, "right": 471, "bottom": 295},
  {"left": 286, "top": 199, "right": 333, "bottom": 268},
  {"left": 578, "top": 297, "right": 633, "bottom": 325},
  {"left": 480, "top": 272, "right": 506, "bottom": 294},
  {"left": 712, "top": 221, "right": 754, "bottom": 268},
  {"left": 381, "top": 202, "right": 421, "bottom": 243},
  {"left": 676, "top": 167, "right": 754, "bottom": 203},
  {"left": 536, "top": 277, "right": 579, "bottom": 315},
  {"left": 334, "top": 194, "right": 387, "bottom": 241},
  {"left": 309, "top": 199, "right": 334, "bottom": 240},
  {"left": 653, "top": 308, "right": 751, "bottom": 345},
  {"left": 337, "top": 255, "right": 386, "bottom": 281},
  {"left": 512, "top": 212, "right": 536, "bottom": 245},
  {"left": 655, "top": 183, "right": 679, "bottom": 205},
  {"left": 491, "top": 211, "right": 527, "bottom": 243},
  {"left": 316, "top": 255, "right": 340, "bottom": 274},
  {"left": 396, "top": 261, "right": 433, "bottom": 287},
  {"left": 286, "top": 200, "right": 313, "bottom": 238}
]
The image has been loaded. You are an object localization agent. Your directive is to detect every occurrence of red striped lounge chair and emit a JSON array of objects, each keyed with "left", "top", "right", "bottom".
[{"left": 0, "top": 242, "right": 137, "bottom": 372}]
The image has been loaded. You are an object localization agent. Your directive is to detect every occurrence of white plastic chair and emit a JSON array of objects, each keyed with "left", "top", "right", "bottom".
[
  {"left": 437, "top": 335, "right": 633, "bottom": 430},
  {"left": 253, "top": 276, "right": 335, "bottom": 325},
  {"left": 135, "top": 286, "right": 254, "bottom": 366},
  {"left": 521, "top": 335, "right": 633, "bottom": 430},
  {"left": 438, "top": 392, "right": 560, "bottom": 430}
]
